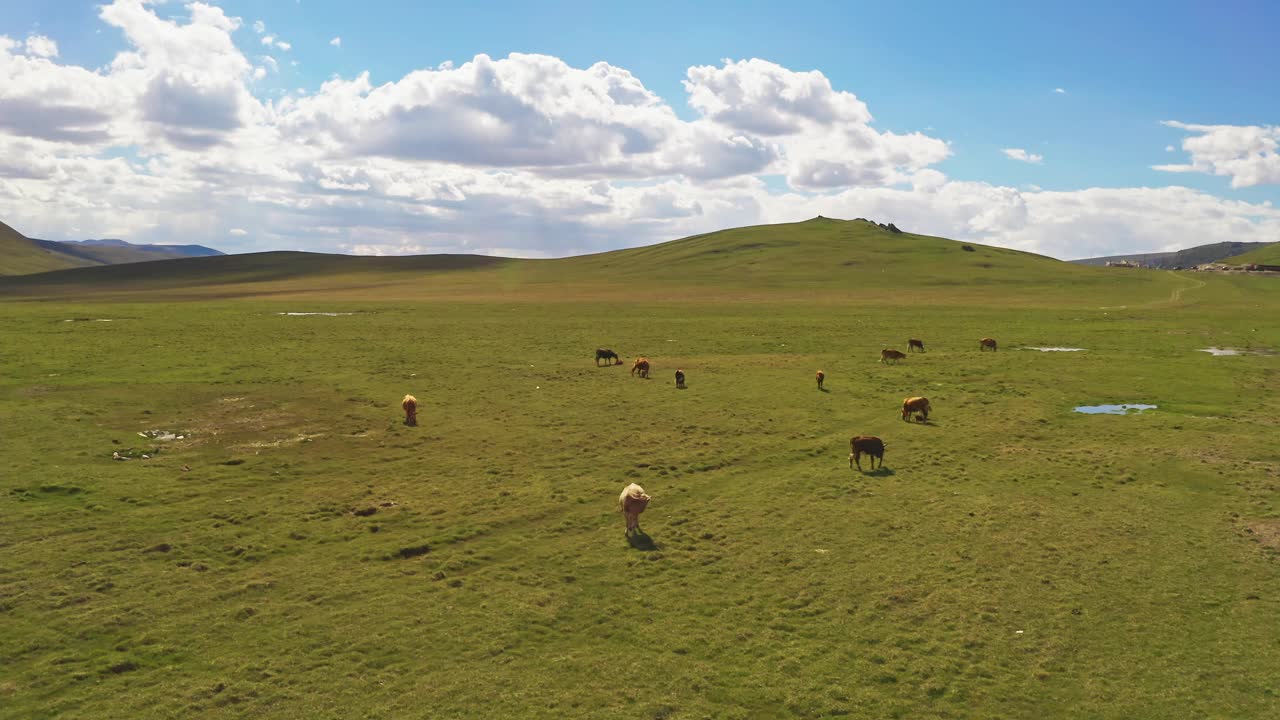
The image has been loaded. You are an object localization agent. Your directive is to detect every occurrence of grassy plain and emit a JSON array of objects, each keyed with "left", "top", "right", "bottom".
[{"left": 2, "top": 219, "right": 1279, "bottom": 719}]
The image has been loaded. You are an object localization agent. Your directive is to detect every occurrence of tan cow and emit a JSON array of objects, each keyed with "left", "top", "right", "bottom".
[
  {"left": 816, "top": 370, "right": 825, "bottom": 390},
  {"left": 402, "top": 394, "right": 418, "bottom": 426},
  {"left": 618, "top": 483, "right": 651, "bottom": 536},
  {"left": 631, "top": 357, "right": 650, "bottom": 378},
  {"left": 902, "top": 396, "right": 931, "bottom": 422}
]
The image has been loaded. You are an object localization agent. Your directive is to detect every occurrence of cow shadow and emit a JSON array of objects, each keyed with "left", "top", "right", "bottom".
[
  {"left": 864, "top": 467, "right": 896, "bottom": 477},
  {"left": 818, "top": 387, "right": 831, "bottom": 393},
  {"left": 627, "top": 531, "right": 658, "bottom": 551}
]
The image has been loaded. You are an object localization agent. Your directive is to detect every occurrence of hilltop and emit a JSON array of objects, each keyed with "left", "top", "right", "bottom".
[
  {"left": 0, "top": 217, "right": 1184, "bottom": 306},
  {"left": 0, "top": 219, "right": 225, "bottom": 276}
]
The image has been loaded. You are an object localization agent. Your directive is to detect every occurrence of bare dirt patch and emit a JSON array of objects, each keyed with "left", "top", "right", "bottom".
[{"left": 1246, "top": 519, "right": 1280, "bottom": 550}]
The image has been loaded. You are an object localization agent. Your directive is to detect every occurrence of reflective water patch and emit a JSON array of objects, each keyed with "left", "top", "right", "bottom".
[
  {"left": 1198, "top": 347, "right": 1276, "bottom": 356},
  {"left": 1023, "top": 347, "right": 1085, "bottom": 352},
  {"left": 1074, "top": 404, "right": 1157, "bottom": 415}
]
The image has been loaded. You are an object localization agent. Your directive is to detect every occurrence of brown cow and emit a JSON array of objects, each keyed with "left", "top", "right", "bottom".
[
  {"left": 631, "top": 357, "right": 650, "bottom": 378},
  {"left": 908, "top": 339, "right": 925, "bottom": 352},
  {"left": 816, "top": 370, "right": 825, "bottom": 390},
  {"left": 595, "top": 348, "right": 621, "bottom": 366},
  {"left": 979, "top": 337, "right": 998, "bottom": 351},
  {"left": 401, "top": 394, "right": 418, "bottom": 426},
  {"left": 618, "top": 482, "right": 651, "bottom": 536},
  {"left": 849, "top": 435, "right": 885, "bottom": 471},
  {"left": 902, "top": 396, "right": 931, "bottom": 422},
  {"left": 880, "top": 349, "right": 907, "bottom": 364},
  {"left": 674, "top": 369, "right": 686, "bottom": 389}
]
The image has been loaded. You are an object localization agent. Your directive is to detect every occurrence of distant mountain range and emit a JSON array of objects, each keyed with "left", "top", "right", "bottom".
[
  {"left": 1071, "top": 241, "right": 1275, "bottom": 269},
  {"left": 0, "top": 220, "right": 224, "bottom": 275}
]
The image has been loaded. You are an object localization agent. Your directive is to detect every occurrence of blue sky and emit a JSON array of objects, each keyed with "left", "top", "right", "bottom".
[{"left": 1, "top": 0, "right": 1278, "bottom": 258}]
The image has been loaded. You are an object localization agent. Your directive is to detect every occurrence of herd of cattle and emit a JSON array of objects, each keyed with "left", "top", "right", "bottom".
[{"left": 404, "top": 338, "right": 997, "bottom": 538}]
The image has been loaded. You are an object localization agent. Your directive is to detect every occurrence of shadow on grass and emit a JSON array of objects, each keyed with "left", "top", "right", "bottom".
[
  {"left": 627, "top": 531, "right": 659, "bottom": 551},
  {"left": 864, "top": 467, "right": 896, "bottom": 477},
  {"left": 819, "top": 387, "right": 831, "bottom": 393}
]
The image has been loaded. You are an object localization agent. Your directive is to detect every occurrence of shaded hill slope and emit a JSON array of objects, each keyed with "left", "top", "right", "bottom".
[
  {"left": 0, "top": 220, "right": 93, "bottom": 276},
  {"left": 1073, "top": 241, "right": 1275, "bottom": 269}
]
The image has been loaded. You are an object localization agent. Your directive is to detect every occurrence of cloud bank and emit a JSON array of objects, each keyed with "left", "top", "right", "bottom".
[{"left": 0, "top": 1, "right": 1277, "bottom": 261}]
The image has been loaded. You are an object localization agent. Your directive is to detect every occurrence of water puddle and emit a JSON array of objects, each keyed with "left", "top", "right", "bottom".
[
  {"left": 276, "top": 312, "right": 355, "bottom": 317},
  {"left": 1023, "top": 347, "right": 1085, "bottom": 352},
  {"left": 1074, "top": 404, "right": 1157, "bottom": 415},
  {"left": 64, "top": 318, "right": 114, "bottom": 322},
  {"left": 1198, "top": 347, "right": 1277, "bottom": 356}
]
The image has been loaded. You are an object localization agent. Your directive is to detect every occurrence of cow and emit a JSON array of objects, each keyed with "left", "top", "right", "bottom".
[
  {"left": 401, "top": 394, "right": 418, "bottom": 427},
  {"left": 631, "top": 357, "right": 650, "bottom": 378},
  {"left": 595, "top": 348, "right": 621, "bottom": 366},
  {"left": 816, "top": 370, "right": 825, "bottom": 390},
  {"left": 849, "top": 435, "right": 885, "bottom": 471},
  {"left": 675, "top": 369, "right": 686, "bottom": 389},
  {"left": 908, "top": 339, "right": 925, "bottom": 353},
  {"left": 980, "top": 337, "right": 998, "bottom": 351},
  {"left": 618, "top": 482, "right": 651, "bottom": 536},
  {"left": 902, "top": 396, "right": 931, "bottom": 422},
  {"left": 880, "top": 349, "right": 907, "bottom": 364}
]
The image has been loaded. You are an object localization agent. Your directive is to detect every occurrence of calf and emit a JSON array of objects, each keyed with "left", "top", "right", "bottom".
[
  {"left": 901, "top": 396, "right": 931, "bottom": 422},
  {"left": 595, "top": 348, "right": 621, "bottom": 366},
  {"left": 908, "top": 339, "right": 925, "bottom": 352},
  {"left": 849, "top": 435, "right": 885, "bottom": 471},
  {"left": 675, "top": 369, "right": 686, "bottom": 389},
  {"left": 631, "top": 357, "right": 650, "bottom": 378},
  {"left": 816, "top": 370, "right": 825, "bottom": 390},
  {"left": 979, "top": 337, "right": 998, "bottom": 351},
  {"left": 880, "top": 349, "right": 907, "bottom": 364}
]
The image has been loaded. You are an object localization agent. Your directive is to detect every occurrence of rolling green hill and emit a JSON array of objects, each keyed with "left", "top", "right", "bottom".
[
  {"left": 1224, "top": 241, "right": 1280, "bottom": 266},
  {"left": 0, "top": 219, "right": 93, "bottom": 275},
  {"left": 0, "top": 217, "right": 1186, "bottom": 307}
]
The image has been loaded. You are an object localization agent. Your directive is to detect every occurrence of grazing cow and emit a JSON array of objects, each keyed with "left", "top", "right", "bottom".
[
  {"left": 595, "top": 348, "right": 621, "bottom": 366},
  {"left": 401, "top": 394, "right": 418, "bottom": 427},
  {"left": 849, "top": 435, "right": 885, "bottom": 471},
  {"left": 631, "top": 357, "right": 650, "bottom": 378},
  {"left": 980, "top": 337, "right": 998, "bottom": 351},
  {"left": 880, "top": 349, "right": 907, "bottom": 364},
  {"left": 908, "top": 339, "right": 925, "bottom": 353},
  {"left": 674, "top": 369, "right": 686, "bottom": 389},
  {"left": 902, "top": 396, "right": 931, "bottom": 422},
  {"left": 618, "top": 482, "right": 651, "bottom": 536},
  {"left": 816, "top": 370, "right": 825, "bottom": 390}
]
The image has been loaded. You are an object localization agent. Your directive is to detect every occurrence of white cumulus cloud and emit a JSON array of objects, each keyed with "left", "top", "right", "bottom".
[
  {"left": 1154, "top": 120, "right": 1280, "bottom": 187},
  {"left": 1053, "top": 87, "right": 1066, "bottom": 94},
  {"left": 1003, "top": 148, "right": 1044, "bottom": 164},
  {"left": 330, "top": 37, "right": 341, "bottom": 47},
  {"left": 26, "top": 34, "right": 59, "bottom": 58},
  {"left": 0, "top": 1, "right": 1275, "bottom": 263}
]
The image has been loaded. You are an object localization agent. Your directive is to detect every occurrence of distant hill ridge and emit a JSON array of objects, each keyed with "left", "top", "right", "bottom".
[
  {"left": 1072, "top": 241, "right": 1275, "bottom": 268},
  {"left": 0, "top": 219, "right": 225, "bottom": 276}
]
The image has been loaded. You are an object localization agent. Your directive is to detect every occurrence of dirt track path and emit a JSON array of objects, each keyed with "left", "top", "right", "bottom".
[{"left": 1099, "top": 271, "right": 1205, "bottom": 310}]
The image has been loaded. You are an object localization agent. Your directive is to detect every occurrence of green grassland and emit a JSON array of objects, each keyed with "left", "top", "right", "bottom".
[
  {"left": 1226, "top": 241, "right": 1280, "bottom": 266},
  {"left": 2, "top": 218, "right": 1279, "bottom": 719}
]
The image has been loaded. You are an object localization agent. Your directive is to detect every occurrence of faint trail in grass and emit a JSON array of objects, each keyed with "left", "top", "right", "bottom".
[{"left": 1099, "top": 271, "right": 1205, "bottom": 310}]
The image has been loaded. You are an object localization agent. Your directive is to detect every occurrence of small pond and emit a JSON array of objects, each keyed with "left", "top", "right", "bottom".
[
  {"left": 1074, "top": 404, "right": 1157, "bottom": 415},
  {"left": 1023, "top": 347, "right": 1085, "bottom": 352}
]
